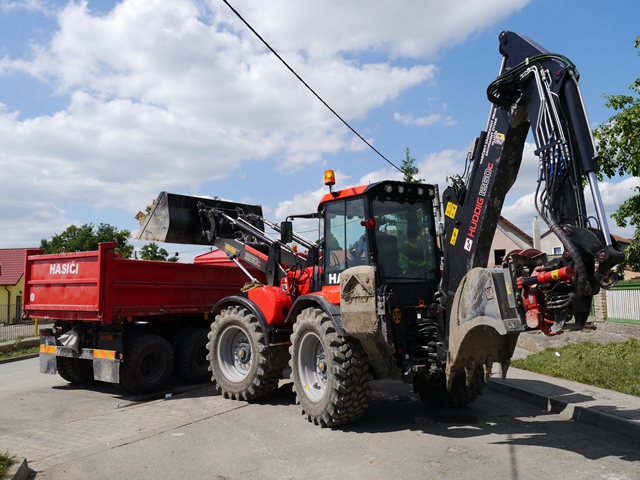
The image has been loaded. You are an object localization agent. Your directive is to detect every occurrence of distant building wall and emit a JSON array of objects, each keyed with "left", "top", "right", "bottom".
[
  {"left": 540, "top": 231, "right": 563, "bottom": 256},
  {"left": 0, "top": 275, "right": 24, "bottom": 323},
  {"left": 488, "top": 219, "right": 533, "bottom": 267}
]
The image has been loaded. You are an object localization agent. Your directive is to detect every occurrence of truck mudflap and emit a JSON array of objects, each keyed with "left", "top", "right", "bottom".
[
  {"left": 446, "top": 267, "right": 524, "bottom": 390},
  {"left": 39, "top": 337, "right": 120, "bottom": 383}
]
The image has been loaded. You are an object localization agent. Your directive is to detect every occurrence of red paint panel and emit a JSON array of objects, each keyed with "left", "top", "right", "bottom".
[
  {"left": 318, "top": 186, "right": 367, "bottom": 209},
  {"left": 23, "top": 243, "right": 263, "bottom": 325},
  {"left": 24, "top": 248, "right": 103, "bottom": 321},
  {"left": 246, "top": 286, "right": 293, "bottom": 326},
  {"left": 319, "top": 285, "right": 341, "bottom": 305}
]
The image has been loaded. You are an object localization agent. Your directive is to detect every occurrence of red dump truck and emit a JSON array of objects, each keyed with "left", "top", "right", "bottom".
[{"left": 23, "top": 242, "right": 264, "bottom": 394}]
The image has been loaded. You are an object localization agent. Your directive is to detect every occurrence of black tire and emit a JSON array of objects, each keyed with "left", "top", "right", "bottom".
[
  {"left": 56, "top": 357, "right": 76, "bottom": 383},
  {"left": 413, "top": 367, "right": 485, "bottom": 408},
  {"left": 172, "top": 327, "right": 211, "bottom": 384},
  {"left": 120, "top": 334, "right": 174, "bottom": 394},
  {"left": 573, "top": 312, "right": 589, "bottom": 330},
  {"left": 66, "top": 358, "right": 95, "bottom": 384},
  {"left": 208, "top": 306, "right": 280, "bottom": 401},
  {"left": 56, "top": 357, "right": 95, "bottom": 384},
  {"left": 290, "top": 307, "right": 371, "bottom": 427}
]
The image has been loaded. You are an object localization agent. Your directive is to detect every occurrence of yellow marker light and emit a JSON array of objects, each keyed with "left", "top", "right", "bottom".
[{"left": 324, "top": 169, "right": 336, "bottom": 186}]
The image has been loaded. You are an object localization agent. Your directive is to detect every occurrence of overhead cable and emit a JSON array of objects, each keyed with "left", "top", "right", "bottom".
[{"left": 222, "top": 0, "right": 402, "bottom": 174}]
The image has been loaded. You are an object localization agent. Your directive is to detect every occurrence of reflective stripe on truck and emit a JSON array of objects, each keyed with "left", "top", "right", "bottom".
[
  {"left": 39, "top": 345, "right": 118, "bottom": 360},
  {"left": 39, "top": 344, "right": 120, "bottom": 383}
]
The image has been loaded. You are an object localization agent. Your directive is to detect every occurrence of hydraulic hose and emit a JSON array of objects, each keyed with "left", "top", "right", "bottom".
[{"left": 548, "top": 223, "right": 589, "bottom": 296}]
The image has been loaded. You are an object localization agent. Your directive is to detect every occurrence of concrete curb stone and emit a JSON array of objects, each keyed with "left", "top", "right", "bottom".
[
  {"left": 488, "top": 371, "right": 640, "bottom": 442},
  {"left": 5, "top": 457, "right": 29, "bottom": 480}
]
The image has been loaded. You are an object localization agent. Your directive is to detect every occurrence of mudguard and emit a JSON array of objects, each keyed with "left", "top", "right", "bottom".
[
  {"left": 340, "top": 266, "right": 398, "bottom": 379},
  {"left": 446, "top": 267, "right": 524, "bottom": 389}
]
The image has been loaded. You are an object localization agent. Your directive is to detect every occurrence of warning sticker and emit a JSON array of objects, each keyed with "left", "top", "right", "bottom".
[
  {"left": 224, "top": 244, "right": 238, "bottom": 255},
  {"left": 450, "top": 228, "right": 459, "bottom": 245},
  {"left": 445, "top": 202, "right": 458, "bottom": 219}
]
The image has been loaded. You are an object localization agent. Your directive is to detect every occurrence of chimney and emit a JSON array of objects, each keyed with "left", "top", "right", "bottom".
[{"left": 533, "top": 216, "right": 541, "bottom": 251}]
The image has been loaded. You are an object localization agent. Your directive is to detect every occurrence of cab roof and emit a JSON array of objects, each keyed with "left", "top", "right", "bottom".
[{"left": 317, "top": 180, "right": 436, "bottom": 211}]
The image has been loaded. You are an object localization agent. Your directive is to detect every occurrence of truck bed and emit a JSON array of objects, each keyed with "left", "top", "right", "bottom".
[{"left": 23, "top": 242, "right": 260, "bottom": 324}]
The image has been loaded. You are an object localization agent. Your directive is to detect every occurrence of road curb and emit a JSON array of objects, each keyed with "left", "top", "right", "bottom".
[
  {"left": 0, "top": 353, "right": 39, "bottom": 365},
  {"left": 488, "top": 378, "right": 640, "bottom": 442},
  {"left": 5, "top": 457, "right": 29, "bottom": 480}
]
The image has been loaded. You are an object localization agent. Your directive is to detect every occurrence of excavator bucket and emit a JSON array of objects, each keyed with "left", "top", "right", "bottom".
[
  {"left": 136, "top": 191, "right": 264, "bottom": 245},
  {"left": 445, "top": 267, "right": 524, "bottom": 389}
]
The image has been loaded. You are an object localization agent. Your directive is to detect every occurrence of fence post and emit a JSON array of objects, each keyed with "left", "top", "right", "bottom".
[
  {"left": 593, "top": 291, "right": 608, "bottom": 322},
  {"left": 34, "top": 318, "right": 39, "bottom": 338}
]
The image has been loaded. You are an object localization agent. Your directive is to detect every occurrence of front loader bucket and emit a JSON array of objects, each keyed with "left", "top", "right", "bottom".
[
  {"left": 136, "top": 192, "right": 264, "bottom": 245},
  {"left": 445, "top": 267, "right": 524, "bottom": 390}
]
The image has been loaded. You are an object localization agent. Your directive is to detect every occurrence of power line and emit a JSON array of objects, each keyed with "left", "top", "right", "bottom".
[{"left": 221, "top": 0, "right": 402, "bottom": 174}]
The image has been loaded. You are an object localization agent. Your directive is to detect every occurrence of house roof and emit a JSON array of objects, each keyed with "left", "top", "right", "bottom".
[
  {"left": 0, "top": 248, "right": 30, "bottom": 286},
  {"left": 499, "top": 216, "right": 533, "bottom": 243}
]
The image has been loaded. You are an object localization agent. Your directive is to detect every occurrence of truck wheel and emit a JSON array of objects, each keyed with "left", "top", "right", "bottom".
[
  {"left": 208, "top": 306, "right": 280, "bottom": 401},
  {"left": 120, "top": 334, "right": 174, "bottom": 395},
  {"left": 413, "top": 367, "right": 485, "bottom": 408},
  {"left": 56, "top": 357, "right": 95, "bottom": 384},
  {"left": 290, "top": 307, "right": 371, "bottom": 427},
  {"left": 56, "top": 357, "right": 77, "bottom": 383},
  {"left": 172, "top": 328, "right": 211, "bottom": 384}
]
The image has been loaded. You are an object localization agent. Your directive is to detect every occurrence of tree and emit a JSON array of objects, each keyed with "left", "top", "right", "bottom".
[
  {"left": 400, "top": 147, "right": 423, "bottom": 183},
  {"left": 593, "top": 36, "right": 640, "bottom": 271},
  {"left": 40, "top": 223, "right": 134, "bottom": 258},
  {"left": 139, "top": 242, "right": 178, "bottom": 262}
]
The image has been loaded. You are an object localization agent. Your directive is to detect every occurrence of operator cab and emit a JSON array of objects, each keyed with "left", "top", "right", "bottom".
[{"left": 320, "top": 177, "right": 440, "bottom": 289}]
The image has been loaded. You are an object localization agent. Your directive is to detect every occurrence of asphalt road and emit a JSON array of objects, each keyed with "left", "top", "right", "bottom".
[{"left": 1, "top": 358, "right": 639, "bottom": 479}]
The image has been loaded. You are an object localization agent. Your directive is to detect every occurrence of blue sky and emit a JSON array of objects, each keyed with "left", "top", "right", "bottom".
[{"left": 1, "top": 0, "right": 639, "bottom": 260}]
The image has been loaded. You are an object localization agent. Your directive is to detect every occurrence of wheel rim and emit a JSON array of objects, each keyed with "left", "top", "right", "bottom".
[
  {"left": 217, "top": 325, "right": 252, "bottom": 382},
  {"left": 139, "top": 351, "right": 165, "bottom": 384},
  {"left": 298, "top": 331, "right": 327, "bottom": 402}
]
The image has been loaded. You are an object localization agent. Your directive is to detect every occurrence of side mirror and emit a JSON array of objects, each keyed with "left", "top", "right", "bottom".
[{"left": 280, "top": 221, "right": 293, "bottom": 244}]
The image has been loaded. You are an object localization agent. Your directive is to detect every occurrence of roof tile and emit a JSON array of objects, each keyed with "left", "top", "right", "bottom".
[{"left": 0, "top": 248, "right": 31, "bottom": 286}]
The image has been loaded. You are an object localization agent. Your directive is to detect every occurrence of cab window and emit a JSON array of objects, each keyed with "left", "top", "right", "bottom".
[{"left": 324, "top": 198, "right": 366, "bottom": 284}]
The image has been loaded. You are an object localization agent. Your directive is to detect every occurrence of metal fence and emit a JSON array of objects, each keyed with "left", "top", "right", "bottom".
[
  {"left": 0, "top": 303, "right": 55, "bottom": 343},
  {"left": 606, "top": 286, "right": 640, "bottom": 322},
  {"left": 0, "top": 302, "right": 22, "bottom": 324}
]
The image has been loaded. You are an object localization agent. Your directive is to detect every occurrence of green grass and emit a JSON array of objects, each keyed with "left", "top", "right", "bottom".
[
  {"left": 0, "top": 337, "right": 39, "bottom": 362},
  {"left": 512, "top": 339, "right": 640, "bottom": 397},
  {"left": 0, "top": 452, "right": 15, "bottom": 478}
]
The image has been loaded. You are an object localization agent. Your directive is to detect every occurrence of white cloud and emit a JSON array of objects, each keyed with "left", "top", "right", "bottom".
[
  {"left": 0, "top": 0, "right": 535, "bottom": 247},
  {"left": 0, "top": 0, "right": 48, "bottom": 14},
  {"left": 393, "top": 112, "right": 447, "bottom": 127},
  {"left": 501, "top": 192, "right": 538, "bottom": 235},
  {"left": 214, "top": 0, "right": 530, "bottom": 59},
  {"left": 501, "top": 173, "right": 640, "bottom": 240},
  {"left": 0, "top": 197, "right": 70, "bottom": 247},
  {"left": 597, "top": 176, "right": 640, "bottom": 208},
  {"left": 418, "top": 148, "right": 467, "bottom": 188}
]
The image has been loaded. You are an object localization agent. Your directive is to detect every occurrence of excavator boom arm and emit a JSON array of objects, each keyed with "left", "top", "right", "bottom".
[{"left": 441, "top": 31, "right": 624, "bottom": 385}]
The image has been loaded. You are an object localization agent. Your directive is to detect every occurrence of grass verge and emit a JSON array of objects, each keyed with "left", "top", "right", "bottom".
[
  {"left": 0, "top": 337, "right": 39, "bottom": 362},
  {"left": 512, "top": 339, "right": 640, "bottom": 397},
  {"left": 0, "top": 451, "right": 15, "bottom": 479}
]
